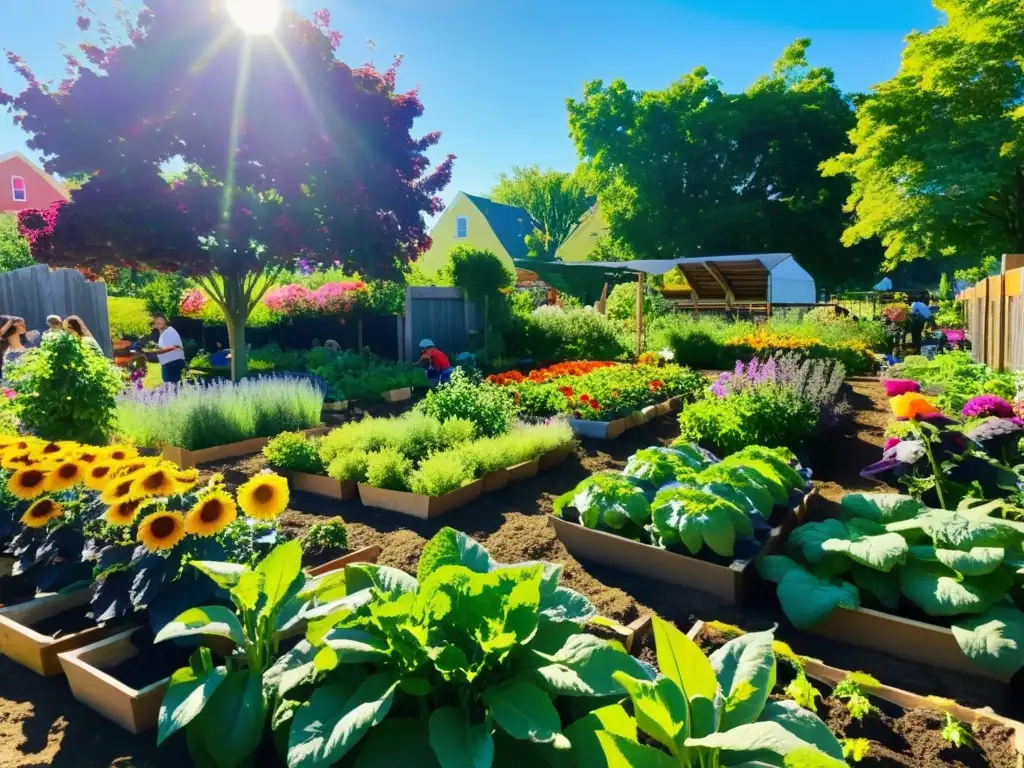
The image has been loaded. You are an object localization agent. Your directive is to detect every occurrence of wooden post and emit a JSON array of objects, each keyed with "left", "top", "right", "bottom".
[
  {"left": 635, "top": 272, "right": 644, "bottom": 359},
  {"left": 690, "top": 289, "right": 700, "bottom": 317},
  {"left": 995, "top": 272, "right": 1007, "bottom": 370},
  {"left": 983, "top": 276, "right": 991, "bottom": 366},
  {"left": 597, "top": 282, "right": 609, "bottom": 314}
]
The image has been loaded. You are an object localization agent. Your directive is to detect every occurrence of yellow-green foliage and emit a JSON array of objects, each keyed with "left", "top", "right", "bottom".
[{"left": 108, "top": 297, "right": 152, "bottom": 339}]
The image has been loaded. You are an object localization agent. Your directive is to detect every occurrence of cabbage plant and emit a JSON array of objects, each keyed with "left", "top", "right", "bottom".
[{"left": 552, "top": 472, "right": 652, "bottom": 531}]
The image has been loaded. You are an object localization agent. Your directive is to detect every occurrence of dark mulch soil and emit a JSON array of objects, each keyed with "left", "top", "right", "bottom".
[
  {"left": 104, "top": 628, "right": 192, "bottom": 691},
  {"left": 29, "top": 607, "right": 97, "bottom": 640},
  {"left": 0, "top": 378, "right": 1018, "bottom": 766}
]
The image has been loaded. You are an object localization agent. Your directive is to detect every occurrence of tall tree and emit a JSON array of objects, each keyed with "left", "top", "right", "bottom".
[
  {"left": 822, "top": 0, "right": 1024, "bottom": 267},
  {"left": 1, "top": 1, "right": 452, "bottom": 378},
  {"left": 567, "top": 40, "right": 882, "bottom": 290},
  {"left": 489, "top": 165, "right": 593, "bottom": 260}
]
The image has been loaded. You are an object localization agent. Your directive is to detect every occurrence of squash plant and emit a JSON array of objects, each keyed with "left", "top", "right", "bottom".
[
  {"left": 280, "top": 528, "right": 651, "bottom": 767},
  {"left": 570, "top": 617, "right": 846, "bottom": 767},
  {"left": 758, "top": 492, "right": 1024, "bottom": 677}
]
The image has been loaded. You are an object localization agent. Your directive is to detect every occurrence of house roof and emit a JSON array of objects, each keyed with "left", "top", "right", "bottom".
[
  {"left": 0, "top": 151, "right": 70, "bottom": 201},
  {"left": 464, "top": 193, "right": 538, "bottom": 259}
]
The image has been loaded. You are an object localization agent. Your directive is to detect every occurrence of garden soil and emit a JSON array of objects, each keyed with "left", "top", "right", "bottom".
[{"left": 0, "top": 378, "right": 1018, "bottom": 766}]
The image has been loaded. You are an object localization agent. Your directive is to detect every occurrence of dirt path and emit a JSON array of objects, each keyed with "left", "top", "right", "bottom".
[{"left": 0, "top": 378, "right": 1014, "bottom": 767}]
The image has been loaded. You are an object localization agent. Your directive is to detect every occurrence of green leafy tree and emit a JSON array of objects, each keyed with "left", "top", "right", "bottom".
[
  {"left": 490, "top": 165, "right": 594, "bottom": 260},
  {"left": 0, "top": 215, "right": 33, "bottom": 273},
  {"left": 450, "top": 245, "right": 515, "bottom": 357},
  {"left": 568, "top": 39, "right": 883, "bottom": 290},
  {"left": 822, "top": 0, "right": 1024, "bottom": 266}
]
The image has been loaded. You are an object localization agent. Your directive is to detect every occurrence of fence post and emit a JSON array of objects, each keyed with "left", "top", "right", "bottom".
[{"left": 995, "top": 271, "right": 1006, "bottom": 370}]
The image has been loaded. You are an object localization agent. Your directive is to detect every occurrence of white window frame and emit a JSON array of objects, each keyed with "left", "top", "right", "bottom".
[
  {"left": 455, "top": 216, "right": 468, "bottom": 239},
  {"left": 11, "top": 176, "right": 25, "bottom": 203}
]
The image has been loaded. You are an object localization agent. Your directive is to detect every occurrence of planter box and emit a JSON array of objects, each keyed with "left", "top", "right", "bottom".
[
  {"left": 322, "top": 400, "right": 349, "bottom": 413},
  {"left": 161, "top": 425, "right": 327, "bottom": 469},
  {"left": 357, "top": 479, "right": 484, "bottom": 519},
  {"left": 280, "top": 470, "right": 357, "bottom": 501},
  {"left": 58, "top": 545, "right": 383, "bottom": 734},
  {"left": 481, "top": 469, "right": 510, "bottom": 494},
  {"left": 382, "top": 387, "right": 412, "bottom": 403},
  {"left": 507, "top": 458, "right": 540, "bottom": 482},
  {"left": 639, "top": 405, "right": 658, "bottom": 423},
  {"left": 0, "top": 589, "right": 129, "bottom": 676},
  {"left": 591, "top": 614, "right": 653, "bottom": 656},
  {"left": 549, "top": 491, "right": 813, "bottom": 604},
  {"left": 666, "top": 395, "right": 684, "bottom": 413},
  {"left": 568, "top": 417, "right": 630, "bottom": 440},
  {"left": 538, "top": 444, "right": 573, "bottom": 472}
]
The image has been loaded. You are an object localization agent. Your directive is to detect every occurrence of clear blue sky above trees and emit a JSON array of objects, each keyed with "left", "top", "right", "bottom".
[{"left": 1, "top": 0, "right": 939, "bottom": 208}]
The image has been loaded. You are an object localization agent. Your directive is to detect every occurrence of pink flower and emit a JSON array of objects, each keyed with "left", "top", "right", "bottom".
[
  {"left": 3, "top": 388, "right": 15, "bottom": 400},
  {"left": 882, "top": 437, "right": 901, "bottom": 452},
  {"left": 962, "top": 395, "right": 1015, "bottom": 419},
  {"left": 263, "top": 281, "right": 366, "bottom": 316},
  {"left": 942, "top": 329, "right": 965, "bottom": 344},
  {"left": 882, "top": 379, "right": 920, "bottom": 397},
  {"left": 180, "top": 288, "right": 207, "bottom": 315}
]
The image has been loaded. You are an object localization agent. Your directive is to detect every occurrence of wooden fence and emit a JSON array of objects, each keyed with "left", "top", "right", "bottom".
[
  {"left": 957, "top": 254, "right": 1024, "bottom": 371},
  {"left": 402, "top": 287, "right": 482, "bottom": 362},
  {"left": 0, "top": 265, "right": 112, "bottom": 357}
]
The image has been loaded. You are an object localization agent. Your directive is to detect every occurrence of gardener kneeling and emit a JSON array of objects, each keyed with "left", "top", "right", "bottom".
[{"left": 417, "top": 339, "right": 452, "bottom": 385}]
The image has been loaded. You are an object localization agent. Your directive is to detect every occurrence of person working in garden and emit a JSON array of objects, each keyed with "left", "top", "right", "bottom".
[
  {"left": 909, "top": 297, "right": 933, "bottom": 354},
  {"left": 417, "top": 339, "right": 452, "bottom": 384},
  {"left": 152, "top": 314, "right": 186, "bottom": 384}
]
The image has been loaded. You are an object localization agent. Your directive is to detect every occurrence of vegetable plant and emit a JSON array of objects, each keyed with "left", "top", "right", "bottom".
[
  {"left": 301, "top": 519, "right": 349, "bottom": 556},
  {"left": 941, "top": 712, "right": 974, "bottom": 750},
  {"left": 832, "top": 672, "right": 880, "bottom": 721},
  {"left": 650, "top": 486, "right": 753, "bottom": 557},
  {"left": 841, "top": 737, "right": 871, "bottom": 763},
  {"left": 581, "top": 617, "right": 845, "bottom": 767},
  {"left": 264, "top": 432, "right": 325, "bottom": 475},
  {"left": 415, "top": 368, "right": 518, "bottom": 437},
  {"left": 623, "top": 446, "right": 710, "bottom": 485},
  {"left": 552, "top": 473, "right": 652, "bottom": 533}
]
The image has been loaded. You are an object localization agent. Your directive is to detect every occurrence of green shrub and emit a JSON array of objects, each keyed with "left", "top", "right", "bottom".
[
  {"left": 263, "top": 431, "right": 324, "bottom": 474},
  {"left": 515, "top": 306, "right": 628, "bottom": 362},
  {"left": 438, "top": 416, "right": 477, "bottom": 445},
  {"left": 461, "top": 421, "right": 574, "bottom": 471},
  {"left": 140, "top": 272, "right": 186, "bottom": 318},
  {"left": 0, "top": 396, "right": 18, "bottom": 435},
  {"left": 301, "top": 518, "right": 348, "bottom": 554},
  {"left": 7, "top": 332, "right": 123, "bottom": 444},
  {"left": 605, "top": 281, "right": 669, "bottom": 322},
  {"left": 0, "top": 214, "right": 34, "bottom": 273},
  {"left": 318, "top": 417, "right": 385, "bottom": 464},
  {"left": 409, "top": 450, "right": 474, "bottom": 496},
  {"left": 326, "top": 451, "right": 369, "bottom": 483},
  {"left": 415, "top": 368, "right": 517, "bottom": 437},
  {"left": 364, "top": 448, "right": 412, "bottom": 491},
  {"left": 107, "top": 297, "right": 153, "bottom": 340}
]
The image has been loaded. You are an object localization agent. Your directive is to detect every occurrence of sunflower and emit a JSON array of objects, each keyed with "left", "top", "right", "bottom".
[
  {"left": 31, "top": 441, "right": 66, "bottom": 462},
  {"left": 237, "top": 473, "right": 290, "bottom": 520},
  {"left": 9, "top": 467, "right": 49, "bottom": 500},
  {"left": 137, "top": 510, "right": 187, "bottom": 552},
  {"left": 85, "top": 461, "right": 121, "bottom": 491},
  {"left": 101, "top": 476, "right": 139, "bottom": 505},
  {"left": 105, "top": 445, "right": 140, "bottom": 463},
  {"left": 21, "top": 498, "right": 63, "bottom": 528},
  {"left": 105, "top": 499, "right": 145, "bottom": 526},
  {"left": 43, "top": 460, "right": 87, "bottom": 492},
  {"left": 174, "top": 468, "right": 201, "bottom": 493},
  {"left": 1, "top": 452, "right": 35, "bottom": 471},
  {"left": 185, "top": 491, "right": 237, "bottom": 536},
  {"left": 130, "top": 465, "right": 179, "bottom": 499},
  {"left": 75, "top": 449, "right": 104, "bottom": 465}
]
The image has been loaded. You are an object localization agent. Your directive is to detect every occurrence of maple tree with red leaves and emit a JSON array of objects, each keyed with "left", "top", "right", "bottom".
[{"left": 0, "top": 1, "right": 453, "bottom": 378}]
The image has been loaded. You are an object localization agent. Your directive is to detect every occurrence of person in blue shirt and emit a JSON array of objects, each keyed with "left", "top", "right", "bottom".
[{"left": 909, "top": 297, "right": 933, "bottom": 354}]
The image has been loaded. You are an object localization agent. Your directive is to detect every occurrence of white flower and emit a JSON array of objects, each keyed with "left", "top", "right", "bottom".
[
  {"left": 892, "top": 440, "right": 926, "bottom": 464},
  {"left": 659, "top": 348, "right": 675, "bottom": 361}
]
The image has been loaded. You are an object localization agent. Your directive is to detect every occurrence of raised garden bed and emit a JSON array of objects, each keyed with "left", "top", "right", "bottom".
[
  {"left": 687, "top": 620, "right": 1024, "bottom": 768},
  {"left": 56, "top": 544, "right": 382, "bottom": 734},
  {"left": 381, "top": 387, "right": 412, "bottom": 403},
  {"left": 161, "top": 425, "right": 327, "bottom": 468},
  {"left": 322, "top": 400, "right": 349, "bottom": 413},
  {"left": 568, "top": 396, "right": 683, "bottom": 440},
  {"left": 0, "top": 589, "right": 131, "bottom": 676},
  {"left": 358, "top": 479, "right": 485, "bottom": 519},
  {"left": 549, "top": 489, "right": 814, "bottom": 603},
  {"left": 279, "top": 469, "right": 357, "bottom": 500}
]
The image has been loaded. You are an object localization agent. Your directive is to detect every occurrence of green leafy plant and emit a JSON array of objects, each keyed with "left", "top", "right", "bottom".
[
  {"left": 302, "top": 519, "right": 349, "bottom": 555},
  {"left": 650, "top": 486, "right": 753, "bottom": 557},
  {"left": 832, "top": 672, "right": 880, "bottom": 721},
  {"left": 940, "top": 712, "right": 974, "bottom": 750},
  {"left": 364, "top": 448, "right": 412, "bottom": 491},
  {"left": 623, "top": 446, "right": 708, "bottom": 485},
  {"left": 7, "top": 331, "right": 123, "bottom": 444},
  {"left": 841, "top": 737, "right": 871, "bottom": 763},
  {"left": 415, "top": 368, "right": 517, "bottom": 437},
  {"left": 408, "top": 449, "right": 474, "bottom": 496},
  {"left": 584, "top": 618, "right": 845, "bottom": 767},
  {"left": 553, "top": 473, "right": 651, "bottom": 533},
  {"left": 281, "top": 527, "right": 646, "bottom": 767},
  {"left": 326, "top": 450, "right": 370, "bottom": 483},
  {"left": 264, "top": 432, "right": 325, "bottom": 475}
]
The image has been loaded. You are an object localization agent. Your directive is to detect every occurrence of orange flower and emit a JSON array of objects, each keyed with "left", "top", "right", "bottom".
[{"left": 890, "top": 392, "right": 941, "bottom": 420}]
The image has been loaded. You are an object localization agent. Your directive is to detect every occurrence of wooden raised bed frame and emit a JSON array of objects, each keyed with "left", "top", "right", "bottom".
[
  {"left": 57, "top": 545, "right": 382, "bottom": 734},
  {"left": 687, "top": 620, "right": 1024, "bottom": 768},
  {"left": 358, "top": 479, "right": 485, "bottom": 519},
  {"left": 161, "top": 426, "right": 328, "bottom": 469},
  {"left": 549, "top": 490, "right": 814, "bottom": 604},
  {"left": 382, "top": 387, "right": 412, "bottom": 403},
  {"left": 0, "top": 589, "right": 129, "bottom": 676},
  {"left": 568, "top": 395, "right": 684, "bottom": 440},
  {"left": 280, "top": 470, "right": 357, "bottom": 501}
]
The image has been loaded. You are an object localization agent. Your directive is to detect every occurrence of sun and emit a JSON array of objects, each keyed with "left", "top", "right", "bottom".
[{"left": 226, "top": 0, "right": 281, "bottom": 34}]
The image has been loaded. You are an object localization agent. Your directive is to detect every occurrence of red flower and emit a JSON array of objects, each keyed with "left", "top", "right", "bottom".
[
  {"left": 580, "top": 393, "right": 591, "bottom": 403},
  {"left": 558, "top": 386, "right": 574, "bottom": 397},
  {"left": 649, "top": 379, "right": 664, "bottom": 392},
  {"left": 589, "top": 399, "right": 601, "bottom": 410}
]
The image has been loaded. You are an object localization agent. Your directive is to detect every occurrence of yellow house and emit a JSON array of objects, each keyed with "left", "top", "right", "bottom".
[
  {"left": 554, "top": 204, "right": 609, "bottom": 262},
  {"left": 418, "top": 192, "right": 539, "bottom": 274}
]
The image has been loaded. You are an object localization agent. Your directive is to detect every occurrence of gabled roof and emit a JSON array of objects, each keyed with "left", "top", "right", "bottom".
[
  {"left": 464, "top": 193, "right": 538, "bottom": 260},
  {"left": 0, "top": 151, "right": 70, "bottom": 201}
]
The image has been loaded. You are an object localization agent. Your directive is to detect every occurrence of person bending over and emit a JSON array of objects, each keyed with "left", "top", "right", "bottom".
[{"left": 417, "top": 339, "right": 452, "bottom": 384}]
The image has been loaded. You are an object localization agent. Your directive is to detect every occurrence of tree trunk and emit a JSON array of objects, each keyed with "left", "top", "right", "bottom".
[{"left": 223, "top": 274, "right": 249, "bottom": 381}]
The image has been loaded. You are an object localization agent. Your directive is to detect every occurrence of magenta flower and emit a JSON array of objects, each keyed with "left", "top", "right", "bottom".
[
  {"left": 882, "top": 437, "right": 901, "bottom": 452},
  {"left": 882, "top": 379, "right": 920, "bottom": 397},
  {"left": 962, "top": 395, "right": 1015, "bottom": 419},
  {"left": 180, "top": 288, "right": 207, "bottom": 315},
  {"left": 942, "top": 329, "right": 966, "bottom": 344}
]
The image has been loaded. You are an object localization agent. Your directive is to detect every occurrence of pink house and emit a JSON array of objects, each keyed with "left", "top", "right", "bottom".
[{"left": 0, "top": 151, "right": 70, "bottom": 215}]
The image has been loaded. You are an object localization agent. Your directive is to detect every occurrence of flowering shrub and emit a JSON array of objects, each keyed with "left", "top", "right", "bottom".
[
  {"left": 724, "top": 330, "right": 874, "bottom": 375},
  {"left": 179, "top": 287, "right": 207, "bottom": 314},
  {"left": 882, "top": 378, "right": 920, "bottom": 397},
  {"left": 962, "top": 395, "right": 1015, "bottom": 419},
  {"left": 262, "top": 280, "right": 366, "bottom": 315},
  {"left": 486, "top": 360, "right": 618, "bottom": 385}
]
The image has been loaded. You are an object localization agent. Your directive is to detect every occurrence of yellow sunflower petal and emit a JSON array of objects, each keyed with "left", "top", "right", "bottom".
[
  {"left": 237, "top": 473, "right": 290, "bottom": 521},
  {"left": 105, "top": 499, "right": 145, "bottom": 526},
  {"left": 105, "top": 445, "right": 140, "bottom": 463},
  {"left": 101, "top": 476, "right": 140, "bottom": 505},
  {"left": 9, "top": 468, "right": 50, "bottom": 500},
  {"left": 85, "top": 461, "right": 121, "bottom": 491},
  {"left": 43, "top": 460, "right": 87, "bottom": 493},
  {"left": 137, "top": 511, "right": 186, "bottom": 552},
  {"left": 185, "top": 491, "right": 237, "bottom": 537},
  {"left": 21, "top": 498, "right": 63, "bottom": 528},
  {"left": 130, "top": 466, "right": 179, "bottom": 499}
]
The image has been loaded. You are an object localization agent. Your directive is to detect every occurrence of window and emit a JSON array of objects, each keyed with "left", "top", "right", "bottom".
[
  {"left": 11, "top": 176, "right": 25, "bottom": 203},
  {"left": 455, "top": 216, "right": 468, "bottom": 239}
]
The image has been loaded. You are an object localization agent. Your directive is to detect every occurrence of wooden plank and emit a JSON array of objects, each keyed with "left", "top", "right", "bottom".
[{"left": 703, "top": 262, "right": 735, "bottom": 307}]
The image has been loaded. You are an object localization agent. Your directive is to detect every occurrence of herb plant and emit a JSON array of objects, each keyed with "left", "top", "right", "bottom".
[
  {"left": 841, "top": 737, "right": 871, "bottom": 763},
  {"left": 832, "top": 672, "right": 880, "bottom": 721},
  {"left": 941, "top": 712, "right": 974, "bottom": 749},
  {"left": 301, "top": 519, "right": 349, "bottom": 555},
  {"left": 264, "top": 432, "right": 325, "bottom": 475},
  {"left": 415, "top": 368, "right": 518, "bottom": 437}
]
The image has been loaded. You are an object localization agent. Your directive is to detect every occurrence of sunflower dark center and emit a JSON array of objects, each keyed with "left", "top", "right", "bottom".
[
  {"left": 200, "top": 499, "right": 223, "bottom": 522},
  {"left": 42, "top": 444, "right": 60, "bottom": 454},
  {"left": 93, "top": 466, "right": 111, "bottom": 478},
  {"left": 254, "top": 485, "right": 274, "bottom": 504},
  {"left": 111, "top": 451, "right": 126, "bottom": 461},
  {"left": 30, "top": 500, "right": 53, "bottom": 518},
  {"left": 150, "top": 516, "right": 176, "bottom": 539},
  {"left": 115, "top": 481, "right": 132, "bottom": 496},
  {"left": 80, "top": 454, "right": 97, "bottom": 463},
  {"left": 58, "top": 463, "right": 78, "bottom": 479},
  {"left": 118, "top": 501, "right": 141, "bottom": 517},
  {"left": 143, "top": 472, "right": 166, "bottom": 490},
  {"left": 22, "top": 470, "right": 44, "bottom": 487}
]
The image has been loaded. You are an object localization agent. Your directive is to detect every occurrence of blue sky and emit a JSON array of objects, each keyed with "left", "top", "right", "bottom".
[{"left": 1, "top": 0, "right": 940, "bottom": 211}]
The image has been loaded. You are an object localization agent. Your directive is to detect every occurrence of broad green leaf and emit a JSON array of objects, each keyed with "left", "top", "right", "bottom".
[
  {"left": 428, "top": 707, "right": 494, "bottom": 768},
  {"left": 321, "top": 627, "right": 389, "bottom": 663},
  {"left": 560, "top": 705, "right": 636, "bottom": 768},
  {"left": 344, "top": 563, "right": 418, "bottom": 595},
  {"left": 698, "top": 463, "right": 774, "bottom": 516},
  {"left": 685, "top": 720, "right": 821, "bottom": 755},
  {"left": 190, "top": 560, "right": 248, "bottom": 589},
  {"left": 157, "top": 664, "right": 227, "bottom": 745},
  {"left": 782, "top": 747, "right": 852, "bottom": 767},
  {"left": 481, "top": 680, "right": 565, "bottom": 746},
  {"left": 792, "top": 519, "right": 908, "bottom": 571},
  {"left": 594, "top": 731, "right": 676, "bottom": 768},
  {"left": 258, "top": 539, "right": 304, "bottom": 615},
  {"left": 776, "top": 567, "right": 859, "bottom": 630},
  {"left": 652, "top": 615, "right": 718, "bottom": 702},
  {"left": 759, "top": 700, "right": 844, "bottom": 761},
  {"left": 264, "top": 641, "right": 318, "bottom": 699},
  {"left": 851, "top": 565, "right": 900, "bottom": 610},
  {"left": 840, "top": 493, "right": 924, "bottom": 523},
  {"left": 929, "top": 516, "right": 1018, "bottom": 549},
  {"left": 651, "top": 486, "right": 751, "bottom": 557},
  {"left": 354, "top": 719, "right": 438, "bottom": 768},
  {"left": 560, "top": 473, "right": 652, "bottom": 531},
  {"left": 688, "top": 696, "right": 718, "bottom": 739},
  {"left": 612, "top": 672, "right": 686, "bottom": 753},
  {"left": 288, "top": 671, "right": 399, "bottom": 768},
  {"left": 417, "top": 527, "right": 494, "bottom": 581},
  {"left": 951, "top": 605, "right": 1024, "bottom": 678},
  {"left": 910, "top": 545, "right": 1005, "bottom": 576},
  {"left": 540, "top": 586, "right": 597, "bottom": 624},
  {"left": 231, "top": 570, "right": 263, "bottom": 612},
  {"left": 199, "top": 669, "right": 266, "bottom": 768},
  {"left": 710, "top": 629, "right": 776, "bottom": 730},
  {"left": 757, "top": 555, "right": 801, "bottom": 585},
  {"left": 718, "top": 458, "right": 788, "bottom": 503},
  {"left": 297, "top": 570, "right": 348, "bottom": 601},
  {"left": 534, "top": 634, "right": 651, "bottom": 697},
  {"left": 899, "top": 560, "right": 1012, "bottom": 617},
  {"left": 154, "top": 605, "right": 245, "bottom": 646}
]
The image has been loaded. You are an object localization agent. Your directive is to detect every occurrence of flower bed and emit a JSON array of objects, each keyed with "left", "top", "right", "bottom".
[
  {"left": 882, "top": 351, "right": 1017, "bottom": 414},
  {"left": 550, "top": 441, "right": 813, "bottom": 602}
]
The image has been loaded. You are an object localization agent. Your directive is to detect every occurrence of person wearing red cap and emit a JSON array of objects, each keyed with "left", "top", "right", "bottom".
[{"left": 417, "top": 339, "right": 452, "bottom": 385}]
